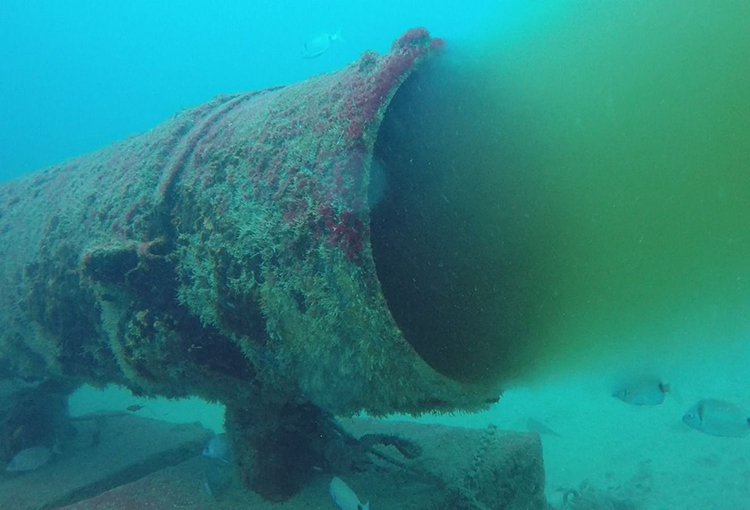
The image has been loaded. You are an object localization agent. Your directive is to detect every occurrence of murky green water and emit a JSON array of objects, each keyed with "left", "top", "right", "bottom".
[{"left": 386, "top": 1, "right": 750, "bottom": 382}]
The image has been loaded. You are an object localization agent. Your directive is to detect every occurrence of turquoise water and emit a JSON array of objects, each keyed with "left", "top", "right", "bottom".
[
  {"left": 2, "top": 1, "right": 750, "bottom": 509},
  {"left": 0, "top": 0, "right": 497, "bottom": 181}
]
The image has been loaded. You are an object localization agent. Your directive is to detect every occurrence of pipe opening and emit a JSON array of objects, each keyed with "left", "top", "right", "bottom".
[{"left": 369, "top": 58, "right": 543, "bottom": 384}]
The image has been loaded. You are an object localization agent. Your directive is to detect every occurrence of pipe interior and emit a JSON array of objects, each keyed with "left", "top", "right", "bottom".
[{"left": 369, "top": 59, "right": 542, "bottom": 384}]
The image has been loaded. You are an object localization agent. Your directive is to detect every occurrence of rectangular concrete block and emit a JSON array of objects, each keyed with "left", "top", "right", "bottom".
[{"left": 0, "top": 413, "right": 212, "bottom": 510}]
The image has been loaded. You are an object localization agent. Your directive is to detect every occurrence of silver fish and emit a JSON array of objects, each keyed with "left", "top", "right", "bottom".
[
  {"left": 302, "top": 28, "right": 342, "bottom": 59},
  {"left": 5, "top": 446, "right": 52, "bottom": 472},
  {"left": 612, "top": 375, "right": 670, "bottom": 405},
  {"left": 202, "top": 433, "right": 231, "bottom": 463},
  {"left": 683, "top": 399, "right": 750, "bottom": 437},
  {"left": 329, "top": 476, "right": 370, "bottom": 510}
]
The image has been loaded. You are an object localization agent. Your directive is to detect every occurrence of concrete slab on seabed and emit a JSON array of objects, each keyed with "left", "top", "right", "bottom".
[
  {"left": 60, "top": 419, "right": 547, "bottom": 510},
  {"left": 0, "top": 413, "right": 212, "bottom": 510}
]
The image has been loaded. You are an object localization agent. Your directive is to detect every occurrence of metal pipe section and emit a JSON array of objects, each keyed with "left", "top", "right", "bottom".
[{"left": 0, "top": 28, "right": 507, "bottom": 499}]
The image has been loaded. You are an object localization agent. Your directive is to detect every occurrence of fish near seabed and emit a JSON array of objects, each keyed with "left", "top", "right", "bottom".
[
  {"left": 202, "top": 433, "right": 231, "bottom": 463},
  {"left": 612, "top": 374, "right": 671, "bottom": 405},
  {"left": 5, "top": 445, "right": 52, "bottom": 472},
  {"left": 682, "top": 399, "right": 750, "bottom": 437},
  {"left": 329, "top": 476, "right": 370, "bottom": 510},
  {"left": 302, "top": 28, "right": 342, "bottom": 59}
]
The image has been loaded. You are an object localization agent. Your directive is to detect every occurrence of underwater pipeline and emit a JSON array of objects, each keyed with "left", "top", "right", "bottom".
[{"left": 0, "top": 28, "right": 531, "bottom": 500}]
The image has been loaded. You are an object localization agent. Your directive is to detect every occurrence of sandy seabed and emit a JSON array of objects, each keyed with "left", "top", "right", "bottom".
[{"left": 70, "top": 337, "right": 750, "bottom": 510}]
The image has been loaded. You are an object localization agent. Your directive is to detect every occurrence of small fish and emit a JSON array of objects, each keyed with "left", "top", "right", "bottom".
[
  {"left": 203, "top": 433, "right": 231, "bottom": 463},
  {"left": 302, "top": 28, "right": 342, "bottom": 59},
  {"left": 5, "top": 446, "right": 52, "bottom": 472},
  {"left": 682, "top": 399, "right": 750, "bottom": 437},
  {"left": 126, "top": 404, "right": 159, "bottom": 417},
  {"left": 612, "top": 375, "right": 670, "bottom": 405},
  {"left": 329, "top": 476, "right": 369, "bottom": 510},
  {"left": 526, "top": 417, "right": 562, "bottom": 437}
]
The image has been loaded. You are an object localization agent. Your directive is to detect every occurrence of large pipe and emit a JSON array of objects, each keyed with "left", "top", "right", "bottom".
[{"left": 0, "top": 29, "right": 510, "bottom": 499}]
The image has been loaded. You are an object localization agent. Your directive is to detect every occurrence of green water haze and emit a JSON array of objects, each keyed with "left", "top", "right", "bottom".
[{"left": 399, "top": 0, "right": 750, "bottom": 383}]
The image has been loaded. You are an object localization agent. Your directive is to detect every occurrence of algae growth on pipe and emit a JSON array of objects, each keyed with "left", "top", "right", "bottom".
[{"left": 0, "top": 28, "right": 523, "bottom": 500}]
